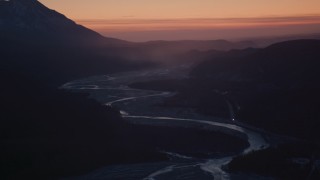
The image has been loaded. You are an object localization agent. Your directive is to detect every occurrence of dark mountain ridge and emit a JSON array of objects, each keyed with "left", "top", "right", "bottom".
[
  {"left": 0, "top": 0, "right": 128, "bottom": 46},
  {"left": 0, "top": 0, "right": 151, "bottom": 86},
  {"left": 189, "top": 39, "right": 320, "bottom": 140},
  {"left": 192, "top": 39, "right": 320, "bottom": 85},
  {"left": 138, "top": 39, "right": 256, "bottom": 51}
]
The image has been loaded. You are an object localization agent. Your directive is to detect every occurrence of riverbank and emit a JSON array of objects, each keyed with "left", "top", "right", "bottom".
[{"left": 61, "top": 69, "right": 269, "bottom": 179}]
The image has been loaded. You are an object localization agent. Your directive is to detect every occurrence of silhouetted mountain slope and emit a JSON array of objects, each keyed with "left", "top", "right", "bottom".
[
  {"left": 0, "top": 0, "right": 127, "bottom": 46},
  {"left": 255, "top": 40, "right": 320, "bottom": 85},
  {"left": 248, "top": 33, "right": 320, "bottom": 48},
  {"left": 0, "top": 0, "right": 152, "bottom": 86},
  {"left": 192, "top": 39, "right": 320, "bottom": 87}
]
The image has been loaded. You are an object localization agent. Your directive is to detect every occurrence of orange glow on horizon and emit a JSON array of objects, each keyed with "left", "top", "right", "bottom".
[
  {"left": 77, "top": 16, "right": 320, "bottom": 32},
  {"left": 39, "top": 0, "right": 320, "bottom": 20},
  {"left": 38, "top": 0, "right": 320, "bottom": 41}
]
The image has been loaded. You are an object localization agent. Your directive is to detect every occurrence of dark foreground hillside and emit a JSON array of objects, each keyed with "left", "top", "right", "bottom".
[
  {"left": 0, "top": 57, "right": 253, "bottom": 179},
  {"left": 227, "top": 143, "right": 320, "bottom": 180},
  {"left": 0, "top": 71, "right": 248, "bottom": 179}
]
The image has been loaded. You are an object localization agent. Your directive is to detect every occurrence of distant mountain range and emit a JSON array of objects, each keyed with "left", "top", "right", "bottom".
[{"left": 192, "top": 39, "right": 320, "bottom": 88}]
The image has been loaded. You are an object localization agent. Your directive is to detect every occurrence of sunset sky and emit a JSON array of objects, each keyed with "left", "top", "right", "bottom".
[{"left": 39, "top": 0, "right": 320, "bottom": 41}]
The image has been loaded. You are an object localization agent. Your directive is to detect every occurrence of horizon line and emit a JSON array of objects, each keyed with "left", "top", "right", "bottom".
[
  {"left": 75, "top": 14, "right": 320, "bottom": 22},
  {"left": 73, "top": 15, "right": 320, "bottom": 42}
]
